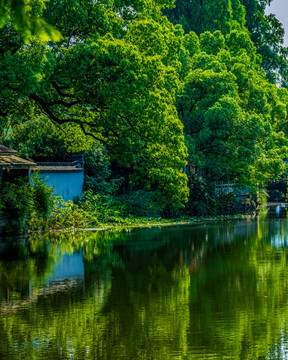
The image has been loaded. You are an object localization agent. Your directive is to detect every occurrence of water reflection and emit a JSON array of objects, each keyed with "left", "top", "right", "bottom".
[
  {"left": 269, "top": 203, "right": 287, "bottom": 218},
  {"left": 1, "top": 218, "right": 288, "bottom": 359}
]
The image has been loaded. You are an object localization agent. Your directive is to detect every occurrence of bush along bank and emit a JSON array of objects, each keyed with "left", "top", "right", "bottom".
[
  {"left": 0, "top": 175, "right": 55, "bottom": 234},
  {"left": 0, "top": 176, "right": 258, "bottom": 235},
  {"left": 28, "top": 191, "right": 255, "bottom": 234}
]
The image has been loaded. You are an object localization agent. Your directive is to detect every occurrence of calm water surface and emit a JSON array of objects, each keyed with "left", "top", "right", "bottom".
[{"left": 1, "top": 214, "right": 288, "bottom": 359}]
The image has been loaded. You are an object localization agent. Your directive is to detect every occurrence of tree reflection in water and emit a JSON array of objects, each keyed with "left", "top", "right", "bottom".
[{"left": 1, "top": 219, "right": 288, "bottom": 359}]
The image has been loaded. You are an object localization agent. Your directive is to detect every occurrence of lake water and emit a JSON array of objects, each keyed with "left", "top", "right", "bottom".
[{"left": 1, "top": 212, "right": 288, "bottom": 359}]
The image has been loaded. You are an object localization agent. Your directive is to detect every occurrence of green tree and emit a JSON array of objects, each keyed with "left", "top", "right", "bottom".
[
  {"left": 241, "top": 0, "right": 288, "bottom": 85},
  {"left": 2, "top": 116, "right": 93, "bottom": 159},
  {"left": 164, "top": 0, "right": 246, "bottom": 34},
  {"left": 166, "top": 0, "right": 288, "bottom": 86},
  {"left": 165, "top": 0, "right": 288, "bottom": 86},
  {"left": 180, "top": 29, "right": 288, "bottom": 186},
  {"left": 0, "top": 0, "right": 189, "bottom": 208}
]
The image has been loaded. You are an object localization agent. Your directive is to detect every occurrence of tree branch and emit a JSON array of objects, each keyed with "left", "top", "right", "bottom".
[
  {"left": 189, "top": 98, "right": 200, "bottom": 113},
  {"left": 79, "top": 123, "right": 109, "bottom": 147},
  {"left": 47, "top": 99, "right": 79, "bottom": 108},
  {"left": 51, "top": 81, "right": 75, "bottom": 98},
  {"left": 119, "top": 114, "right": 148, "bottom": 139},
  {"left": 29, "top": 93, "right": 109, "bottom": 146}
]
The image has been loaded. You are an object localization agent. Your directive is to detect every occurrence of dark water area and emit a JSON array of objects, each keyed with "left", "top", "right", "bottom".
[{"left": 1, "top": 212, "right": 288, "bottom": 359}]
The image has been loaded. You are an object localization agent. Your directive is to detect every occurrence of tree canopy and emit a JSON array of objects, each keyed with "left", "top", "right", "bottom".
[
  {"left": 242, "top": 0, "right": 288, "bottom": 85},
  {"left": 164, "top": 0, "right": 246, "bottom": 35},
  {"left": 180, "top": 29, "right": 288, "bottom": 186},
  {"left": 165, "top": 0, "right": 288, "bottom": 86},
  {"left": 0, "top": 0, "right": 189, "bottom": 208}
]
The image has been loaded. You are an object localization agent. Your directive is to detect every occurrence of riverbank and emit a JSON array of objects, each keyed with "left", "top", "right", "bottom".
[
  {"left": 0, "top": 200, "right": 268, "bottom": 238},
  {"left": 0, "top": 180, "right": 262, "bottom": 236},
  {"left": 26, "top": 213, "right": 253, "bottom": 235},
  {"left": 0, "top": 212, "right": 259, "bottom": 238}
]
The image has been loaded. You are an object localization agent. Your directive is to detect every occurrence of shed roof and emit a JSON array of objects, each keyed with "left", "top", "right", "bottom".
[
  {"left": 0, "top": 155, "right": 37, "bottom": 169},
  {"left": 37, "top": 166, "right": 83, "bottom": 172},
  {"left": 36, "top": 161, "right": 83, "bottom": 173},
  {"left": 0, "top": 145, "right": 17, "bottom": 155},
  {"left": 0, "top": 145, "right": 36, "bottom": 169}
]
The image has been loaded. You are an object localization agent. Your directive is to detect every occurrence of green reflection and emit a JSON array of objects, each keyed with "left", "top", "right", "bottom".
[{"left": 1, "top": 219, "right": 288, "bottom": 359}]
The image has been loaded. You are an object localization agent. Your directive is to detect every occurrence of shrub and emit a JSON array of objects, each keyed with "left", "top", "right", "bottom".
[
  {"left": 30, "top": 173, "right": 55, "bottom": 218},
  {"left": 115, "top": 190, "right": 161, "bottom": 217},
  {"left": 84, "top": 144, "right": 112, "bottom": 194},
  {"left": 0, "top": 178, "right": 34, "bottom": 232},
  {"left": 184, "top": 174, "right": 217, "bottom": 216},
  {"left": 81, "top": 190, "right": 126, "bottom": 223},
  {"left": 0, "top": 174, "right": 57, "bottom": 233}
]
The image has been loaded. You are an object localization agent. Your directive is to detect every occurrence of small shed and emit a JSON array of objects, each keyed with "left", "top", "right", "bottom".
[
  {"left": 0, "top": 145, "right": 36, "bottom": 181},
  {"left": 34, "top": 157, "right": 84, "bottom": 202}
]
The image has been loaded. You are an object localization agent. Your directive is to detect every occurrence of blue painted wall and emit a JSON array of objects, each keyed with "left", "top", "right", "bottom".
[{"left": 37, "top": 171, "right": 84, "bottom": 202}]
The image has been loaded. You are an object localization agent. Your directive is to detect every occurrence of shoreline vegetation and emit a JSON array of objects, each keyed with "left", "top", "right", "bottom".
[
  {"left": 0, "top": 176, "right": 263, "bottom": 237},
  {"left": 0, "top": 213, "right": 255, "bottom": 243},
  {"left": 28, "top": 213, "right": 253, "bottom": 235}
]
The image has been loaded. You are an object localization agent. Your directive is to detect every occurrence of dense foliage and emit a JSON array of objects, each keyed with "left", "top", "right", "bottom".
[
  {"left": 164, "top": 0, "right": 246, "bottom": 35},
  {"left": 180, "top": 29, "right": 288, "bottom": 186},
  {"left": 0, "top": 175, "right": 55, "bottom": 232},
  {"left": 242, "top": 0, "right": 288, "bottom": 85},
  {"left": 165, "top": 0, "right": 288, "bottom": 86},
  {"left": 1, "top": 0, "right": 288, "bottom": 224},
  {"left": 0, "top": 0, "right": 189, "bottom": 209}
]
